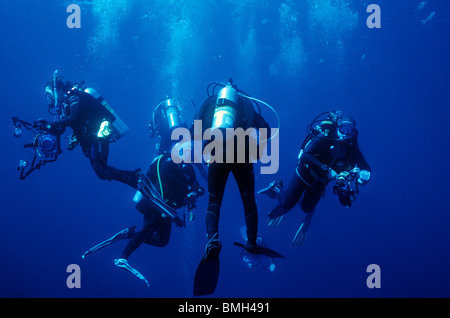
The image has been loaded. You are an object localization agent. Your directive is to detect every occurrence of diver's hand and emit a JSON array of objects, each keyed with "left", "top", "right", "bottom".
[
  {"left": 68, "top": 94, "right": 80, "bottom": 107},
  {"left": 326, "top": 168, "right": 338, "bottom": 180},
  {"left": 173, "top": 216, "right": 185, "bottom": 228},
  {"left": 186, "top": 191, "right": 201, "bottom": 210},
  {"left": 267, "top": 205, "right": 289, "bottom": 220},
  {"left": 350, "top": 167, "right": 360, "bottom": 175},
  {"left": 357, "top": 170, "right": 371, "bottom": 184},
  {"left": 321, "top": 164, "right": 337, "bottom": 180},
  {"left": 196, "top": 186, "right": 205, "bottom": 197}
]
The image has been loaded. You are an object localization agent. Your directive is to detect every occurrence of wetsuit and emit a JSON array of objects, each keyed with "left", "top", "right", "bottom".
[
  {"left": 120, "top": 153, "right": 203, "bottom": 259},
  {"left": 198, "top": 95, "right": 269, "bottom": 245},
  {"left": 58, "top": 88, "right": 140, "bottom": 188},
  {"left": 276, "top": 132, "right": 371, "bottom": 214}
]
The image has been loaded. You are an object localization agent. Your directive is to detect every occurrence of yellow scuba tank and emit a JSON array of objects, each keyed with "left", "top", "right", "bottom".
[
  {"left": 84, "top": 87, "right": 129, "bottom": 140},
  {"left": 211, "top": 81, "right": 238, "bottom": 131}
]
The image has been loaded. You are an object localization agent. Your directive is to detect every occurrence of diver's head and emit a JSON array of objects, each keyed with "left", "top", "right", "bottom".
[
  {"left": 44, "top": 82, "right": 55, "bottom": 109},
  {"left": 44, "top": 72, "right": 70, "bottom": 112},
  {"left": 336, "top": 116, "right": 356, "bottom": 140}
]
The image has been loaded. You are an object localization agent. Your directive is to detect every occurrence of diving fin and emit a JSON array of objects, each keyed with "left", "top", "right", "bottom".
[
  {"left": 114, "top": 258, "right": 149, "bottom": 287},
  {"left": 82, "top": 226, "right": 136, "bottom": 259},
  {"left": 257, "top": 179, "right": 283, "bottom": 199},
  {"left": 233, "top": 242, "right": 286, "bottom": 259},
  {"left": 292, "top": 211, "right": 314, "bottom": 246},
  {"left": 193, "top": 236, "right": 221, "bottom": 296},
  {"left": 267, "top": 215, "right": 283, "bottom": 228},
  {"left": 292, "top": 222, "right": 309, "bottom": 246},
  {"left": 267, "top": 205, "right": 289, "bottom": 220}
]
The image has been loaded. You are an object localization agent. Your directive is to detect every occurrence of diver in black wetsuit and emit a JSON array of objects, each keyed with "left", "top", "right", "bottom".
[
  {"left": 193, "top": 79, "right": 277, "bottom": 296},
  {"left": 260, "top": 111, "right": 371, "bottom": 245},
  {"left": 44, "top": 70, "right": 141, "bottom": 188},
  {"left": 199, "top": 80, "right": 270, "bottom": 252},
  {"left": 82, "top": 96, "right": 204, "bottom": 286}
]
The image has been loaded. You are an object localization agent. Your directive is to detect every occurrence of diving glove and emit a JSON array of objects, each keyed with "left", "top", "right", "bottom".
[{"left": 358, "top": 170, "right": 371, "bottom": 184}]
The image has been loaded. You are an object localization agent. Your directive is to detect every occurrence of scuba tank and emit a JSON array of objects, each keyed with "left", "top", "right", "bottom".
[
  {"left": 163, "top": 97, "right": 186, "bottom": 131},
  {"left": 151, "top": 96, "right": 190, "bottom": 153},
  {"left": 211, "top": 79, "right": 238, "bottom": 131},
  {"left": 152, "top": 96, "right": 188, "bottom": 135},
  {"left": 84, "top": 87, "right": 129, "bottom": 140},
  {"left": 203, "top": 79, "right": 279, "bottom": 143}
]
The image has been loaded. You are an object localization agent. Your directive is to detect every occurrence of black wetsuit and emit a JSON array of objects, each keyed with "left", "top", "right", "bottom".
[
  {"left": 59, "top": 88, "right": 139, "bottom": 189},
  {"left": 278, "top": 132, "right": 371, "bottom": 213},
  {"left": 120, "top": 153, "right": 202, "bottom": 259},
  {"left": 197, "top": 95, "right": 269, "bottom": 245}
]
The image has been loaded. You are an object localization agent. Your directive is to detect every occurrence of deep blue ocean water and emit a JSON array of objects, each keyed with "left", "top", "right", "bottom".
[{"left": 0, "top": 0, "right": 449, "bottom": 298}]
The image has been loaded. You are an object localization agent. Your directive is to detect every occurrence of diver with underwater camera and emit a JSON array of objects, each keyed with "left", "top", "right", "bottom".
[
  {"left": 259, "top": 111, "right": 371, "bottom": 246},
  {"left": 13, "top": 70, "right": 141, "bottom": 189},
  {"left": 12, "top": 71, "right": 190, "bottom": 228}
]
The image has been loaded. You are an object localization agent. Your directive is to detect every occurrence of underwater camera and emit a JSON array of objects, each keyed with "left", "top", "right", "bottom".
[
  {"left": 35, "top": 134, "right": 60, "bottom": 158},
  {"left": 12, "top": 116, "right": 63, "bottom": 179},
  {"left": 332, "top": 170, "right": 359, "bottom": 208}
]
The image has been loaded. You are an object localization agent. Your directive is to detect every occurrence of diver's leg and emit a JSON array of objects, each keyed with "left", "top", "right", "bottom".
[
  {"left": 120, "top": 214, "right": 155, "bottom": 260},
  {"left": 267, "top": 173, "right": 307, "bottom": 219},
  {"left": 113, "top": 214, "right": 155, "bottom": 287},
  {"left": 89, "top": 139, "right": 141, "bottom": 189},
  {"left": 205, "top": 163, "right": 229, "bottom": 241},
  {"left": 233, "top": 163, "right": 258, "bottom": 247},
  {"left": 141, "top": 210, "right": 172, "bottom": 247},
  {"left": 293, "top": 185, "right": 324, "bottom": 245},
  {"left": 300, "top": 184, "right": 325, "bottom": 213},
  {"left": 82, "top": 226, "right": 136, "bottom": 259}
]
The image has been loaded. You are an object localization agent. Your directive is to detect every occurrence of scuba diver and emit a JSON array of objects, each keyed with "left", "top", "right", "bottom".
[
  {"left": 82, "top": 96, "right": 205, "bottom": 286},
  {"left": 40, "top": 70, "right": 141, "bottom": 188},
  {"left": 193, "top": 79, "right": 283, "bottom": 296},
  {"left": 260, "top": 111, "right": 371, "bottom": 245}
]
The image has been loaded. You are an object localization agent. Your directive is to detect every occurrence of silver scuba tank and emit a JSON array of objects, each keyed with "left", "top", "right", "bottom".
[
  {"left": 164, "top": 97, "right": 186, "bottom": 130},
  {"left": 84, "top": 87, "right": 129, "bottom": 140},
  {"left": 211, "top": 83, "right": 238, "bottom": 130}
]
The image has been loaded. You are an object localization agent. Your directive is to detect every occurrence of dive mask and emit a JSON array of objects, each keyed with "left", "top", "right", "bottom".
[{"left": 338, "top": 124, "right": 355, "bottom": 138}]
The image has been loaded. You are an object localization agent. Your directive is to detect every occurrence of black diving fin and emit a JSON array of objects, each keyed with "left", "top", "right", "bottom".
[
  {"left": 233, "top": 242, "right": 286, "bottom": 259},
  {"left": 193, "top": 236, "right": 221, "bottom": 296}
]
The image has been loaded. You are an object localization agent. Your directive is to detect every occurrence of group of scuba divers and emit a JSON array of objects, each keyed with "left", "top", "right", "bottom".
[{"left": 12, "top": 70, "right": 371, "bottom": 296}]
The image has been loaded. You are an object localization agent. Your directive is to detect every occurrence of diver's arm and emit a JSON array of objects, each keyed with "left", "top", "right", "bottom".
[
  {"left": 56, "top": 95, "right": 81, "bottom": 127},
  {"left": 300, "top": 137, "right": 336, "bottom": 177},
  {"left": 302, "top": 136, "right": 342, "bottom": 181},
  {"left": 300, "top": 152, "right": 327, "bottom": 171}
]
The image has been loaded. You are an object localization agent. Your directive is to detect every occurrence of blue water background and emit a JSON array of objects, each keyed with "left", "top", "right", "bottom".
[{"left": 0, "top": 0, "right": 449, "bottom": 298}]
